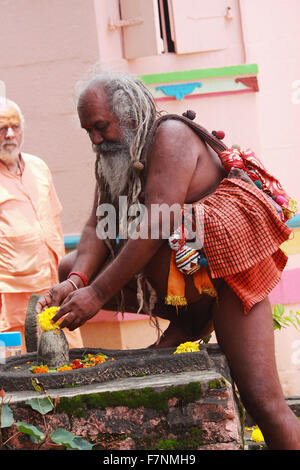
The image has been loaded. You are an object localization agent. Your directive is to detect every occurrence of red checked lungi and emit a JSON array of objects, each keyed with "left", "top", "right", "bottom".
[{"left": 194, "top": 176, "right": 292, "bottom": 313}]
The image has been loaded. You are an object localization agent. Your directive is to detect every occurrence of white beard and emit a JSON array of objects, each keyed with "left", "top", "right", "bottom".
[
  {"left": 0, "top": 140, "right": 20, "bottom": 164},
  {"left": 97, "top": 149, "right": 131, "bottom": 202},
  {"left": 93, "top": 129, "right": 135, "bottom": 202}
]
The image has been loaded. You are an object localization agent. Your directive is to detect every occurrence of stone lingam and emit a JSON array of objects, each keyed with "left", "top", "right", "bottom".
[
  {"left": 28, "top": 294, "right": 70, "bottom": 368},
  {"left": 37, "top": 329, "right": 69, "bottom": 369}
]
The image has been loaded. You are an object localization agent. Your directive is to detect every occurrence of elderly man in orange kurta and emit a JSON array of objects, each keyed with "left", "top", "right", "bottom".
[{"left": 0, "top": 98, "right": 82, "bottom": 351}]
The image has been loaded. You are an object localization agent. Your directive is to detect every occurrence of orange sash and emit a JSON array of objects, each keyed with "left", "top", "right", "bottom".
[{"left": 165, "top": 251, "right": 217, "bottom": 307}]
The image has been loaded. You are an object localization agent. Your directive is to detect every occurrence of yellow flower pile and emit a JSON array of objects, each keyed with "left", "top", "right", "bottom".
[
  {"left": 251, "top": 426, "right": 264, "bottom": 443},
  {"left": 244, "top": 425, "right": 265, "bottom": 444},
  {"left": 38, "top": 307, "right": 60, "bottom": 332},
  {"left": 173, "top": 341, "right": 200, "bottom": 354}
]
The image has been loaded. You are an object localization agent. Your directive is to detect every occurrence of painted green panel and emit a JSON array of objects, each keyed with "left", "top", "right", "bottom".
[{"left": 139, "top": 64, "right": 259, "bottom": 85}]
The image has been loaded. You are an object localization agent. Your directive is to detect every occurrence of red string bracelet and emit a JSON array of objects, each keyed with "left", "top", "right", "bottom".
[{"left": 67, "top": 271, "right": 88, "bottom": 287}]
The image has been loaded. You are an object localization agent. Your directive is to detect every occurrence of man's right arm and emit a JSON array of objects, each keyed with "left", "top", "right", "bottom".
[
  {"left": 36, "top": 187, "right": 109, "bottom": 312},
  {"left": 68, "top": 187, "right": 110, "bottom": 287}
]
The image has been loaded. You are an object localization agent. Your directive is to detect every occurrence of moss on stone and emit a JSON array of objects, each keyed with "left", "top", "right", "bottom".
[
  {"left": 170, "top": 382, "right": 203, "bottom": 404},
  {"left": 209, "top": 379, "right": 226, "bottom": 390},
  {"left": 56, "top": 395, "right": 85, "bottom": 418},
  {"left": 156, "top": 439, "right": 178, "bottom": 450},
  {"left": 155, "top": 427, "right": 203, "bottom": 450},
  {"left": 56, "top": 382, "right": 203, "bottom": 418}
]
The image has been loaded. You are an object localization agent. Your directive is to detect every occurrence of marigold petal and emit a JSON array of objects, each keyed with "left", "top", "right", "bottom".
[
  {"left": 251, "top": 427, "right": 264, "bottom": 442},
  {"left": 38, "top": 307, "right": 60, "bottom": 331}
]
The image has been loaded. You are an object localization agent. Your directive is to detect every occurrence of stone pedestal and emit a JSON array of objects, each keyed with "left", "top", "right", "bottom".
[{"left": 3, "top": 369, "right": 243, "bottom": 450}]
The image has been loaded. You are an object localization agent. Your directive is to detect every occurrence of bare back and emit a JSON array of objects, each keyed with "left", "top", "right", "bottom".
[
  {"left": 143, "top": 118, "right": 227, "bottom": 300},
  {"left": 143, "top": 117, "right": 227, "bottom": 204}
]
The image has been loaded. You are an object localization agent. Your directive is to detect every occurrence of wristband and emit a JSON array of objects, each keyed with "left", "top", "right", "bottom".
[{"left": 67, "top": 271, "right": 88, "bottom": 287}]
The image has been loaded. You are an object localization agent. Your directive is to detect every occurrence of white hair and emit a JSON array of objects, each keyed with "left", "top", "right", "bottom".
[
  {"left": 76, "top": 71, "right": 158, "bottom": 169},
  {"left": 0, "top": 98, "right": 25, "bottom": 129},
  {"left": 76, "top": 70, "right": 159, "bottom": 211}
]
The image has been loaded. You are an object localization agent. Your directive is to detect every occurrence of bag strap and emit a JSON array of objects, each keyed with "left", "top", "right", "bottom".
[{"left": 142, "top": 112, "right": 228, "bottom": 164}]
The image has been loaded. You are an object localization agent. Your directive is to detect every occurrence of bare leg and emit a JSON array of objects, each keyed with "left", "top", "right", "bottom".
[
  {"left": 148, "top": 319, "right": 214, "bottom": 349},
  {"left": 149, "top": 298, "right": 215, "bottom": 348},
  {"left": 213, "top": 282, "right": 300, "bottom": 450}
]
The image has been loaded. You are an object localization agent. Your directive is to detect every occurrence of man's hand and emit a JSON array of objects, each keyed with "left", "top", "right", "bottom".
[
  {"left": 35, "top": 280, "right": 76, "bottom": 314},
  {"left": 50, "top": 286, "right": 102, "bottom": 330}
]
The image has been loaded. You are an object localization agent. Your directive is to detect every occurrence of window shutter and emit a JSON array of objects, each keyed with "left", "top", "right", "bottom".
[
  {"left": 120, "top": 0, "right": 163, "bottom": 59},
  {"left": 168, "top": 0, "right": 230, "bottom": 54}
]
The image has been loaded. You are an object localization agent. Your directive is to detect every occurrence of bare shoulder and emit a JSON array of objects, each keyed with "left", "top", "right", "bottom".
[
  {"left": 146, "top": 118, "right": 204, "bottom": 177},
  {"left": 151, "top": 118, "right": 207, "bottom": 155},
  {"left": 144, "top": 118, "right": 206, "bottom": 205}
]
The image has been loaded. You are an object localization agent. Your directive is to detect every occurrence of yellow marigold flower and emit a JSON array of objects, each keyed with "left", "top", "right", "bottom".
[
  {"left": 173, "top": 341, "right": 200, "bottom": 354},
  {"left": 251, "top": 426, "right": 264, "bottom": 443},
  {"left": 38, "top": 307, "right": 60, "bottom": 331}
]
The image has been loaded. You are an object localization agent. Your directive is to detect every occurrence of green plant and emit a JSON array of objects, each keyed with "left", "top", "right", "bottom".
[
  {"left": 272, "top": 304, "right": 300, "bottom": 331},
  {"left": 0, "top": 387, "right": 93, "bottom": 450}
]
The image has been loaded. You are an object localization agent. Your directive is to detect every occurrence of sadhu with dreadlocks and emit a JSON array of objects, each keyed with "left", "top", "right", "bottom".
[{"left": 36, "top": 72, "right": 300, "bottom": 449}]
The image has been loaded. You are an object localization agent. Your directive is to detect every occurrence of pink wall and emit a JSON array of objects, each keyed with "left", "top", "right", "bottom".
[
  {"left": 0, "top": 0, "right": 101, "bottom": 235},
  {"left": 1, "top": 0, "right": 299, "bottom": 234},
  {"left": 93, "top": 0, "right": 300, "bottom": 206},
  {"left": 238, "top": 0, "right": 300, "bottom": 209}
]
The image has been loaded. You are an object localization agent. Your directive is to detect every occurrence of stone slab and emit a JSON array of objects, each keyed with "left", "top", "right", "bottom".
[
  {"left": 2, "top": 370, "right": 243, "bottom": 451},
  {"left": 5, "top": 369, "right": 225, "bottom": 403},
  {"left": 285, "top": 397, "right": 300, "bottom": 417},
  {"left": 0, "top": 344, "right": 230, "bottom": 392}
]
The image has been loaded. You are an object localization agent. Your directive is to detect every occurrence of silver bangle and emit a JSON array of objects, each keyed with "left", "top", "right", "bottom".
[{"left": 67, "top": 279, "right": 79, "bottom": 290}]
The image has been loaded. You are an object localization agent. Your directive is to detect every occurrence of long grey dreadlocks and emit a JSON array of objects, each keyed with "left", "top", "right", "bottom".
[{"left": 75, "top": 71, "right": 163, "bottom": 337}]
